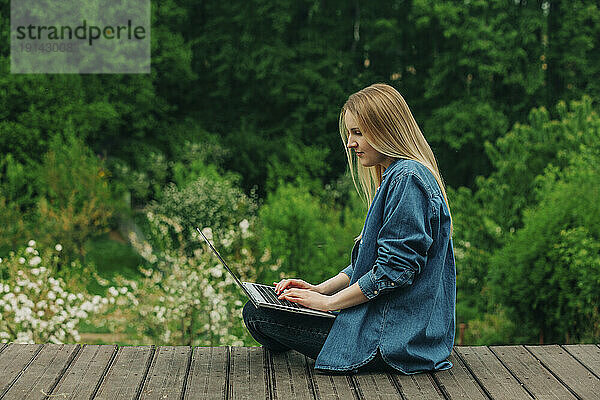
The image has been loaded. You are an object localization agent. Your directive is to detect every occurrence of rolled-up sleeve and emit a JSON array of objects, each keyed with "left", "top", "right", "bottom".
[
  {"left": 358, "top": 172, "right": 434, "bottom": 300},
  {"left": 340, "top": 264, "right": 353, "bottom": 279}
]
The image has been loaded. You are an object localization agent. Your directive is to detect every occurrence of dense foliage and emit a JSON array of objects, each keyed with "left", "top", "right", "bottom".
[
  {"left": 1, "top": 0, "right": 599, "bottom": 345},
  {"left": 451, "top": 97, "right": 600, "bottom": 344}
]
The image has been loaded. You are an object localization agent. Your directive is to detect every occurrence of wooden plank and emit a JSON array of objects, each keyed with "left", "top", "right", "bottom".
[
  {"left": 563, "top": 344, "right": 600, "bottom": 377},
  {"left": 490, "top": 345, "right": 575, "bottom": 400},
  {"left": 432, "top": 350, "right": 487, "bottom": 399},
  {"left": 229, "top": 346, "right": 270, "bottom": 400},
  {"left": 49, "top": 345, "right": 117, "bottom": 400},
  {"left": 139, "top": 346, "right": 191, "bottom": 400},
  {"left": 455, "top": 346, "right": 532, "bottom": 399},
  {"left": 0, "top": 343, "right": 43, "bottom": 397},
  {"left": 393, "top": 372, "right": 443, "bottom": 399},
  {"left": 2, "top": 343, "right": 79, "bottom": 400},
  {"left": 353, "top": 372, "right": 400, "bottom": 400},
  {"left": 270, "top": 350, "right": 314, "bottom": 400},
  {"left": 306, "top": 357, "right": 357, "bottom": 400},
  {"left": 93, "top": 345, "right": 154, "bottom": 400},
  {"left": 527, "top": 344, "right": 600, "bottom": 400},
  {"left": 183, "top": 347, "right": 228, "bottom": 400}
]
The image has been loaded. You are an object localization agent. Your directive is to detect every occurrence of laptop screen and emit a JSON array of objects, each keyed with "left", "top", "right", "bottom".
[{"left": 195, "top": 227, "right": 254, "bottom": 300}]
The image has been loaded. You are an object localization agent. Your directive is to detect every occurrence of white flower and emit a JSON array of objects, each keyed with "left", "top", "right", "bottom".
[
  {"left": 26, "top": 247, "right": 34, "bottom": 253},
  {"left": 202, "top": 227, "right": 213, "bottom": 240},
  {"left": 239, "top": 219, "right": 250, "bottom": 232},
  {"left": 29, "top": 256, "right": 42, "bottom": 266},
  {"left": 108, "top": 287, "right": 119, "bottom": 297},
  {"left": 16, "top": 331, "right": 33, "bottom": 344},
  {"left": 28, "top": 240, "right": 36, "bottom": 247},
  {"left": 18, "top": 257, "right": 25, "bottom": 264},
  {"left": 47, "top": 291, "right": 56, "bottom": 300},
  {"left": 0, "top": 258, "right": 2, "bottom": 264},
  {"left": 55, "top": 244, "right": 63, "bottom": 252}
]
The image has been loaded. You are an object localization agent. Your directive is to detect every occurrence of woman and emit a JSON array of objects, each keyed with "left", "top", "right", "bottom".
[{"left": 242, "top": 83, "right": 456, "bottom": 374}]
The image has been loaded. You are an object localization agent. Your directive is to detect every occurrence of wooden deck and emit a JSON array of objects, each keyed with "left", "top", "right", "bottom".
[{"left": 0, "top": 344, "right": 599, "bottom": 399}]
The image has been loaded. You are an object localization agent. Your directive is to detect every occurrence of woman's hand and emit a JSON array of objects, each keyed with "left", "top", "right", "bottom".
[
  {"left": 273, "top": 278, "right": 320, "bottom": 294},
  {"left": 276, "top": 288, "right": 334, "bottom": 312}
]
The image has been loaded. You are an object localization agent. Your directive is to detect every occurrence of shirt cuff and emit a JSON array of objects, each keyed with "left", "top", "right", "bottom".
[
  {"left": 357, "top": 270, "right": 378, "bottom": 300},
  {"left": 357, "top": 267, "right": 416, "bottom": 300},
  {"left": 340, "top": 264, "right": 353, "bottom": 279}
]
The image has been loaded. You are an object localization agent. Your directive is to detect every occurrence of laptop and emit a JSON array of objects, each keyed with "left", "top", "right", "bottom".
[{"left": 196, "top": 227, "right": 336, "bottom": 319}]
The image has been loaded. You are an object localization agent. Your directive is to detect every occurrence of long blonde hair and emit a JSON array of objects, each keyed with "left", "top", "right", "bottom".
[{"left": 340, "top": 83, "right": 453, "bottom": 236}]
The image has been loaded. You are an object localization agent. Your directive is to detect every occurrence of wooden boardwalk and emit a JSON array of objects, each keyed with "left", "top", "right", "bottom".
[{"left": 0, "top": 344, "right": 599, "bottom": 399}]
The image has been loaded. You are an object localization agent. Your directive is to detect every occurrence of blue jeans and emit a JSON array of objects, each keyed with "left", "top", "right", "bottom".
[{"left": 242, "top": 301, "right": 395, "bottom": 374}]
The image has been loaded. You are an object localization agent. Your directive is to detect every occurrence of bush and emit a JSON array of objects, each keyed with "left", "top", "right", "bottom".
[
  {"left": 0, "top": 240, "right": 125, "bottom": 344},
  {"left": 462, "top": 308, "right": 516, "bottom": 345},
  {"left": 0, "top": 197, "right": 28, "bottom": 256},
  {"left": 489, "top": 144, "right": 600, "bottom": 343},
  {"left": 258, "top": 179, "right": 364, "bottom": 285},
  {"left": 105, "top": 164, "right": 279, "bottom": 345},
  {"left": 170, "top": 140, "right": 234, "bottom": 188},
  {"left": 113, "top": 211, "right": 279, "bottom": 346},
  {"left": 0, "top": 154, "right": 37, "bottom": 253},
  {"left": 34, "top": 130, "right": 118, "bottom": 262},
  {"left": 450, "top": 96, "right": 600, "bottom": 343},
  {"left": 147, "top": 173, "right": 258, "bottom": 256}
]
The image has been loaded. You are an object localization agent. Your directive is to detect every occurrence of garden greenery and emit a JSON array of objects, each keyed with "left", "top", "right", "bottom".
[
  {"left": 0, "top": 240, "right": 126, "bottom": 343},
  {"left": 1, "top": 0, "right": 600, "bottom": 345}
]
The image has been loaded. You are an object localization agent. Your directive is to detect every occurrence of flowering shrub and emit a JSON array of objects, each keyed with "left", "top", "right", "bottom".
[
  {"left": 0, "top": 240, "right": 126, "bottom": 344},
  {"left": 115, "top": 211, "right": 280, "bottom": 346},
  {"left": 147, "top": 174, "right": 258, "bottom": 249}
]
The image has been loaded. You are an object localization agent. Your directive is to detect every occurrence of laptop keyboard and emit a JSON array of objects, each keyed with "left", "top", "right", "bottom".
[{"left": 255, "top": 285, "right": 301, "bottom": 309}]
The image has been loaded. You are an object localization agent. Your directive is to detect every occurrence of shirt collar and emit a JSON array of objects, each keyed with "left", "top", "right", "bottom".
[{"left": 382, "top": 158, "right": 402, "bottom": 178}]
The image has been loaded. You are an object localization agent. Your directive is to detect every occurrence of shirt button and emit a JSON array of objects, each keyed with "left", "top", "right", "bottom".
[
  {"left": 391, "top": 282, "right": 395, "bottom": 286},
  {"left": 373, "top": 290, "right": 378, "bottom": 295}
]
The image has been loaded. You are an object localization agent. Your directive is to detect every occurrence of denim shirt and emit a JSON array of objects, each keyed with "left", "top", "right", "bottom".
[{"left": 314, "top": 158, "right": 456, "bottom": 374}]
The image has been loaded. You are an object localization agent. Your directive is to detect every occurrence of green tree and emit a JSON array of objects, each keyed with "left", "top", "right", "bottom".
[
  {"left": 34, "top": 130, "right": 117, "bottom": 262},
  {"left": 545, "top": 0, "right": 600, "bottom": 108},
  {"left": 259, "top": 179, "right": 364, "bottom": 285},
  {"left": 451, "top": 96, "right": 600, "bottom": 343},
  {"left": 489, "top": 144, "right": 600, "bottom": 343}
]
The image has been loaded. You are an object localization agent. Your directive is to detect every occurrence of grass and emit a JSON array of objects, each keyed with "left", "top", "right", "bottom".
[
  {"left": 78, "top": 232, "right": 146, "bottom": 338},
  {"left": 83, "top": 232, "right": 145, "bottom": 295}
]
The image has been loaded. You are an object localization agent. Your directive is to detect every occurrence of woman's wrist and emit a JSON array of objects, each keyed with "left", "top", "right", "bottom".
[
  {"left": 327, "top": 282, "right": 369, "bottom": 311},
  {"left": 313, "top": 283, "right": 326, "bottom": 294},
  {"left": 315, "top": 273, "right": 350, "bottom": 296},
  {"left": 327, "top": 293, "right": 339, "bottom": 311}
]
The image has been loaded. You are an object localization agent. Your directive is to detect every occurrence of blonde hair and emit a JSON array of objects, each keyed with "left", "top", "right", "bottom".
[{"left": 340, "top": 83, "right": 453, "bottom": 237}]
